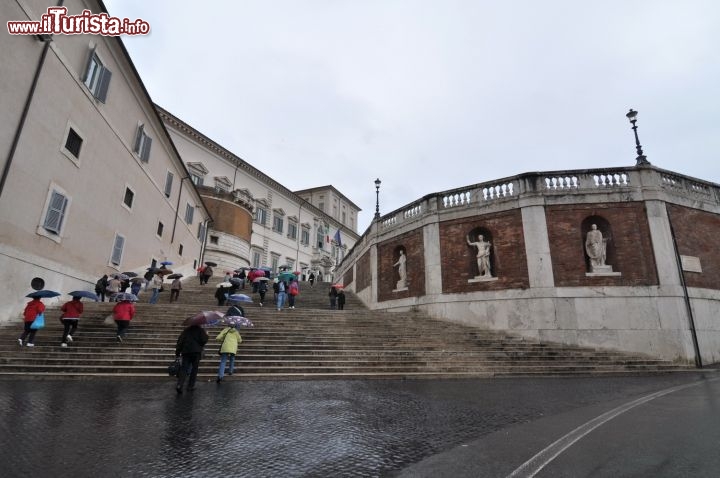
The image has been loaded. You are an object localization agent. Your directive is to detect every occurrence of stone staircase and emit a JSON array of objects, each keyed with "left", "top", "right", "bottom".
[{"left": 0, "top": 277, "right": 694, "bottom": 380}]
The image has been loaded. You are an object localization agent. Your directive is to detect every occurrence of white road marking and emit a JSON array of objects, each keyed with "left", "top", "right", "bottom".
[{"left": 507, "top": 377, "right": 719, "bottom": 478}]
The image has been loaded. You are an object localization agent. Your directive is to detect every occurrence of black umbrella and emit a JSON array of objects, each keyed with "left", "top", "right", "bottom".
[
  {"left": 121, "top": 272, "right": 138, "bottom": 278},
  {"left": 205, "top": 261, "right": 218, "bottom": 267},
  {"left": 167, "top": 273, "right": 183, "bottom": 279},
  {"left": 26, "top": 290, "right": 61, "bottom": 299},
  {"left": 68, "top": 290, "right": 98, "bottom": 301}
]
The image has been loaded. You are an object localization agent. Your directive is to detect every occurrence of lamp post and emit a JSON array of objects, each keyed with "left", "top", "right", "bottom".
[
  {"left": 374, "top": 178, "right": 381, "bottom": 220},
  {"left": 625, "top": 108, "right": 650, "bottom": 166}
]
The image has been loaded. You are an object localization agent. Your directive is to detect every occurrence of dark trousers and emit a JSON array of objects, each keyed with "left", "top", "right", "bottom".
[
  {"left": 288, "top": 295, "right": 296, "bottom": 307},
  {"left": 177, "top": 353, "right": 201, "bottom": 390},
  {"left": 170, "top": 289, "right": 180, "bottom": 302},
  {"left": 97, "top": 290, "right": 106, "bottom": 302},
  {"left": 338, "top": 302, "right": 345, "bottom": 310},
  {"left": 19, "top": 322, "right": 37, "bottom": 344},
  {"left": 62, "top": 319, "right": 78, "bottom": 343},
  {"left": 115, "top": 320, "right": 130, "bottom": 338}
]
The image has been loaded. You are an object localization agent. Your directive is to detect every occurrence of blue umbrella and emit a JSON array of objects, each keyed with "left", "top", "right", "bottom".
[
  {"left": 68, "top": 290, "right": 98, "bottom": 301},
  {"left": 227, "top": 293, "right": 252, "bottom": 303},
  {"left": 160, "top": 261, "right": 173, "bottom": 266},
  {"left": 26, "top": 290, "right": 61, "bottom": 299},
  {"left": 112, "top": 292, "right": 138, "bottom": 302}
]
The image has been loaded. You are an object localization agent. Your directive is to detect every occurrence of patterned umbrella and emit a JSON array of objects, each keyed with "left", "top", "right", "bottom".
[
  {"left": 112, "top": 292, "right": 138, "bottom": 302},
  {"left": 222, "top": 316, "right": 254, "bottom": 328},
  {"left": 183, "top": 310, "right": 224, "bottom": 327},
  {"left": 227, "top": 293, "right": 252, "bottom": 303}
]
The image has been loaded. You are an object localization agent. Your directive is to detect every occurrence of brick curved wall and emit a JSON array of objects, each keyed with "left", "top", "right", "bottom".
[
  {"left": 667, "top": 204, "right": 720, "bottom": 290},
  {"left": 378, "top": 230, "right": 425, "bottom": 301},
  {"left": 440, "top": 210, "right": 529, "bottom": 292},
  {"left": 546, "top": 202, "right": 658, "bottom": 287}
]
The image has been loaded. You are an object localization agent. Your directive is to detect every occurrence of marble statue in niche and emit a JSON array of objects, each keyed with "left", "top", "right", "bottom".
[
  {"left": 467, "top": 234, "right": 493, "bottom": 279},
  {"left": 585, "top": 224, "right": 617, "bottom": 275},
  {"left": 393, "top": 249, "right": 407, "bottom": 291}
]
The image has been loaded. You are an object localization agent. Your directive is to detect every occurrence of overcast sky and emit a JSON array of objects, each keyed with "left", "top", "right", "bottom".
[{"left": 104, "top": 0, "right": 720, "bottom": 231}]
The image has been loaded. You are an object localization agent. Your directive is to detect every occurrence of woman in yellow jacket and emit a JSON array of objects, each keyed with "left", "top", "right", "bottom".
[{"left": 216, "top": 323, "right": 242, "bottom": 382}]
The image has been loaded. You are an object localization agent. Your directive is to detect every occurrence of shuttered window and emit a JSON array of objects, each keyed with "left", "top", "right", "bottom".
[
  {"left": 133, "top": 124, "right": 152, "bottom": 162},
  {"left": 185, "top": 203, "right": 194, "bottom": 225},
  {"left": 164, "top": 171, "right": 174, "bottom": 198},
  {"left": 43, "top": 191, "right": 68, "bottom": 234},
  {"left": 83, "top": 49, "right": 112, "bottom": 103},
  {"left": 111, "top": 234, "right": 125, "bottom": 266}
]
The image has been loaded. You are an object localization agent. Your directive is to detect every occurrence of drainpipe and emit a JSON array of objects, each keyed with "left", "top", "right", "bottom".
[
  {"left": 668, "top": 219, "right": 702, "bottom": 368},
  {"left": 170, "top": 176, "right": 189, "bottom": 243},
  {"left": 0, "top": 16, "right": 60, "bottom": 201}
]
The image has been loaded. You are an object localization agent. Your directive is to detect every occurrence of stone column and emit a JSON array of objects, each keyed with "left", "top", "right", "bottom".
[
  {"left": 520, "top": 202, "right": 555, "bottom": 288},
  {"left": 423, "top": 221, "right": 443, "bottom": 295}
]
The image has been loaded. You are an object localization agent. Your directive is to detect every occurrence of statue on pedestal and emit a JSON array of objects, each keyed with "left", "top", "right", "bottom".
[
  {"left": 393, "top": 250, "right": 407, "bottom": 290},
  {"left": 467, "top": 234, "right": 492, "bottom": 279},
  {"left": 585, "top": 224, "right": 610, "bottom": 272}
]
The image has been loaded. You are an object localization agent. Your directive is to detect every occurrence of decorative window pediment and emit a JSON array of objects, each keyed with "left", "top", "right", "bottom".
[
  {"left": 273, "top": 208, "right": 286, "bottom": 216},
  {"left": 288, "top": 215, "right": 298, "bottom": 223},
  {"left": 235, "top": 188, "right": 253, "bottom": 200},
  {"left": 255, "top": 198, "right": 269, "bottom": 208},
  {"left": 186, "top": 162, "right": 209, "bottom": 176}
]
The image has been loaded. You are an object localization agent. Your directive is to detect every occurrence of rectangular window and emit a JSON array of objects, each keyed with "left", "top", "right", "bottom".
[
  {"left": 123, "top": 187, "right": 134, "bottom": 209},
  {"left": 178, "top": 244, "right": 184, "bottom": 256},
  {"left": 272, "top": 216, "right": 283, "bottom": 234},
  {"left": 111, "top": 233, "right": 125, "bottom": 266},
  {"left": 43, "top": 190, "right": 68, "bottom": 235},
  {"left": 210, "top": 235, "right": 219, "bottom": 245},
  {"left": 342, "top": 211, "right": 346, "bottom": 224},
  {"left": 252, "top": 251, "right": 261, "bottom": 268},
  {"left": 185, "top": 203, "right": 194, "bottom": 225},
  {"left": 288, "top": 222, "right": 297, "bottom": 240},
  {"left": 286, "top": 259, "right": 295, "bottom": 271},
  {"left": 190, "top": 174, "right": 204, "bottom": 186},
  {"left": 197, "top": 222, "right": 206, "bottom": 240},
  {"left": 64, "top": 128, "right": 83, "bottom": 158},
  {"left": 156, "top": 221, "right": 164, "bottom": 237},
  {"left": 318, "top": 202, "right": 324, "bottom": 212},
  {"left": 255, "top": 208, "right": 267, "bottom": 226},
  {"left": 164, "top": 171, "right": 174, "bottom": 198},
  {"left": 133, "top": 124, "right": 152, "bottom": 162},
  {"left": 83, "top": 49, "right": 112, "bottom": 103},
  {"left": 301, "top": 228, "right": 310, "bottom": 246},
  {"left": 271, "top": 254, "right": 279, "bottom": 272},
  {"left": 317, "top": 229, "right": 325, "bottom": 249}
]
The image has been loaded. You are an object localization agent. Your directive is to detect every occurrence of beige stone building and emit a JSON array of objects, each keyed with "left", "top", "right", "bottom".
[
  {"left": 0, "top": 0, "right": 211, "bottom": 322},
  {"left": 158, "top": 108, "right": 361, "bottom": 282}
]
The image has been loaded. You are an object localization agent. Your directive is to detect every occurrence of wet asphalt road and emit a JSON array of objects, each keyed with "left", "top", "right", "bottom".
[{"left": 1, "top": 373, "right": 718, "bottom": 477}]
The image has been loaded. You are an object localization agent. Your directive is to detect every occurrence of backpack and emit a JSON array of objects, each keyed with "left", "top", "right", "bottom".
[{"left": 289, "top": 283, "right": 299, "bottom": 296}]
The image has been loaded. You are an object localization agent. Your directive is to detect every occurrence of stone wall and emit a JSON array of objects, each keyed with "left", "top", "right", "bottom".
[
  {"left": 377, "top": 230, "right": 425, "bottom": 302},
  {"left": 667, "top": 204, "right": 720, "bottom": 290},
  {"left": 356, "top": 250, "right": 371, "bottom": 291}
]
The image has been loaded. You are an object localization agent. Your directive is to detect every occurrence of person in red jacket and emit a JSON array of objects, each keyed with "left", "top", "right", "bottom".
[
  {"left": 112, "top": 299, "right": 135, "bottom": 343},
  {"left": 19, "top": 297, "right": 45, "bottom": 347},
  {"left": 59, "top": 296, "right": 84, "bottom": 347}
]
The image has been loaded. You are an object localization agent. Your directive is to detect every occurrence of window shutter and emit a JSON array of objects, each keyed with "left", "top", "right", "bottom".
[
  {"left": 44, "top": 191, "right": 68, "bottom": 234},
  {"left": 165, "top": 172, "right": 174, "bottom": 197},
  {"left": 96, "top": 66, "right": 112, "bottom": 103},
  {"left": 134, "top": 124, "right": 144, "bottom": 154},
  {"left": 81, "top": 46, "right": 97, "bottom": 83},
  {"left": 140, "top": 135, "right": 152, "bottom": 162},
  {"left": 111, "top": 235, "right": 124, "bottom": 265}
]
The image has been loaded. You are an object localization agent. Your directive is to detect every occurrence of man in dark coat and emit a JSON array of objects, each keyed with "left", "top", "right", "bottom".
[{"left": 175, "top": 324, "right": 209, "bottom": 393}]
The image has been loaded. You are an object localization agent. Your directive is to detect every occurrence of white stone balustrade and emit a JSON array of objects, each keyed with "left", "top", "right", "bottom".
[
  {"left": 482, "top": 182, "right": 514, "bottom": 201},
  {"left": 544, "top": 176, "right": 578, "bottom": 189}
]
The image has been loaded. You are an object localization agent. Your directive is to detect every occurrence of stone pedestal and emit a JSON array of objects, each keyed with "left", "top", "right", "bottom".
[
  {"left": 586, "top": 265, "right": 621, "bottom": 277},
  {"left": 468, "top": 276, "right": 498, "bottom": 284}
]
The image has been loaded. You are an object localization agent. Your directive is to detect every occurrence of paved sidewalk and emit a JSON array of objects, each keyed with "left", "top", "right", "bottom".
[{"left": 0, "top": 373, "right": 716, "bottom": 477}]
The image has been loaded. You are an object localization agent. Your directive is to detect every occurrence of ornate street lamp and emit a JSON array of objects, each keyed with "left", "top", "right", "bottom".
[
  {"left": 374, "top": 178, "right": 381, "bottom": 220},
  {"left": 626, "top": 108, "right": 650, "bottom": 166}
]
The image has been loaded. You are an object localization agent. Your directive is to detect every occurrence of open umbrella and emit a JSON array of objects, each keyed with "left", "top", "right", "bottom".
[
  {"left": 222, "top": 316, "right": 254, "bottom": 328},
  {"left": 68, "top": 290, "right": 98, "bottom": 301},
  {"left": 26, "top": 290, "right": 61, "bottom": 299},
  {"left": 252, "top": 276, "right": 270, "bottom": 283},
  {"left": 183, "top": 310, "right": 224, "bottom": 327},
  {"left": 229, "top": 278, "right": 242, "bottom": 286},
  {"left": 234, "top": 268, "right": 248, "bottom": 273},
  {"left": 156, "top": 268, "right": 173, "bottom": 276},
  {"left": 121, "top": 272, "right": 138, "bottom": 278},
  {"left": 278, "top": 264, "right": 291, "bottom": 270},
  {"left": 205, "top": 261, "right": 218, "bottom": 267},
  {"left": 116, "top": 274, "right": 130, "bottom": 281},
  {"left": 216, "top": 282, "right": 233, "bottom": 288},
  {"left": 227, "top": 293, "right": 253, "bottom": 303},
  {"left": 293, "top": 271, "right": 302, "bottom": 276},
  {"left": 146, "top": 267, "right": 159, "bottom": 271},
  {"left": 160, "top": 261, "right": 174, "bottom": 266},
  {"left": 167, "top": 273, "right": 183, "bottom": 279},
  {"left": 130, "top": 277, "right": 145, "bottom": 283},
  {"left": 332, "top": 284, "right": 344, "bottom": 289},
  {"left": 112, "top": 292, "right": 138, "bottom": 302},
  {"left": 278, "top": 272, "right": 297, "bottom": 282}
]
